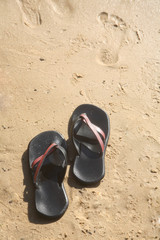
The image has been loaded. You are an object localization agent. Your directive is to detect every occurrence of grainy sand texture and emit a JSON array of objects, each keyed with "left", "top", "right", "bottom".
[{"left": 0, "top": 0, "right": 160, "bottom": 239}]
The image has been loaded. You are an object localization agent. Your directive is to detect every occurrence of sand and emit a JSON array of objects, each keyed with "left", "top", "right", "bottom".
[{"left": 0, "top": 0, "right": 160, "bottom": 239}]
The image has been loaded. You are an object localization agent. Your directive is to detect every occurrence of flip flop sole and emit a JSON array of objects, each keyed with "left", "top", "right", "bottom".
[
  {"left": 69, "top": 104, "right": 110, "bottom": 184},
  {"left": 28, "top": 131, "right": 69, "bottom": 219}
]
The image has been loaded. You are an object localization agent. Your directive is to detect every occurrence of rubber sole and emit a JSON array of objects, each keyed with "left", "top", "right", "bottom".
[
  {"left": 69, "top": 104, "right": 110, "bottom": 185},
  {"left": 28, "top": 131, "right": 69, "bottom": 219}
]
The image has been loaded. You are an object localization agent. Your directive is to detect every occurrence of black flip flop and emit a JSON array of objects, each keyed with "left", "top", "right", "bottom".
[
  {"left": 28, "top": 131, "right": 68, "bottom": 219},
  {"left": 69, "top": 104, "right": 110, "bottom": 185}
]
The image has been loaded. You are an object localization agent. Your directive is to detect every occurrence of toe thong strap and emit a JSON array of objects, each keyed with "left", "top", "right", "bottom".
[
  {"left": 31, "top": 143, "right": 67, "bottom": 183},
  {"left": 74, "top": 113, "right": 106, "bottom": 152}
]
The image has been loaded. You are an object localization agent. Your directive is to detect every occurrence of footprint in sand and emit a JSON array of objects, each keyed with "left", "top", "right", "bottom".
[
  {"left": 16, "top": 0, "right": 42, "bottom": 27},
  {"left": 16, "top": 0, "right": 72, "bottom": 27},
  {"left": 47, "top": 0, "right": 73, "bottom": 16},
  {"left": 97, "top": 12, "right": 141, "bottom": 66}
]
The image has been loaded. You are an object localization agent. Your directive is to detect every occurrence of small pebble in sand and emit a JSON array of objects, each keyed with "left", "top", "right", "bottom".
[
  {"left": 39, "top": 58, "right": 45, "bottom": 61},
  {"left": 79, "top": 90, "right": 84, "bottom": 96},
  {"left": 150, "top": 169, "right": 157, "bottom": 173}
]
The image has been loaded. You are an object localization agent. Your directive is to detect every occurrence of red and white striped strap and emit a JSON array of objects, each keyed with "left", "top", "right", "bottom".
[
  {"left": 32, "top": 143, "right": 58, "bottom": 183},
  {"left": 80, "top": 113, "right": 105, "bottom": 152}
]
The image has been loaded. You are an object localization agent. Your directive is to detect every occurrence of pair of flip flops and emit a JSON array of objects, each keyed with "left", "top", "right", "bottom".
[{"left": 28, "top": 104, "right": 110, "bottom": 219}]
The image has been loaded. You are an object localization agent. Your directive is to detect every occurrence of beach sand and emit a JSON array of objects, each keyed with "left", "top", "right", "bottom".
[{"left": 0, "top": 0, "right": 160, "bottom": 239}]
